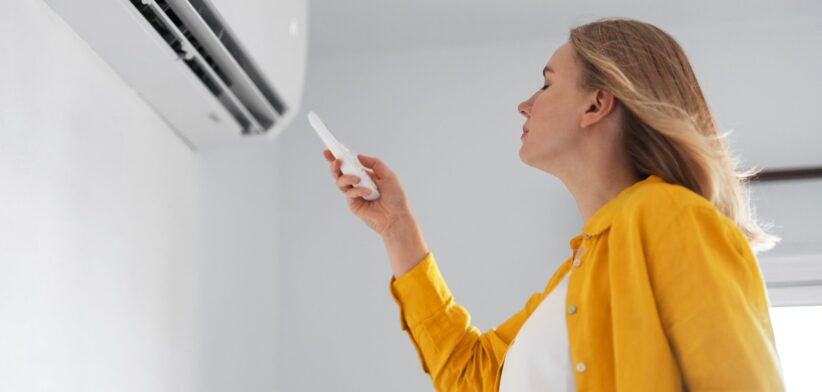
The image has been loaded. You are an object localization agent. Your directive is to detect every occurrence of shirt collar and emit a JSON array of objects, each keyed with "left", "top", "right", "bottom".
[{"left": 568, "top": 174, "right": 665, "bottom": 249}]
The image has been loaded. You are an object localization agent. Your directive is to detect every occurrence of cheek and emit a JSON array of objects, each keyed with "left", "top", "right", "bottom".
[
  {"left": 531, "top": 90, "right": 562, "bottom": 117},
  {"left": 533, "top": 92, "right": 581, "bottom": 132},
  {"left": 530, "top": 99, "right": 567, "bottom": 133},
  {"left": 529, "top": 102, "right": 580, "bottom": 147}
]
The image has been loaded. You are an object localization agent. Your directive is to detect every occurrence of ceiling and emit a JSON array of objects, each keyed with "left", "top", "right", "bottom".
[{"left": 308, "top": 0, "right": 821, "bottom": 56}]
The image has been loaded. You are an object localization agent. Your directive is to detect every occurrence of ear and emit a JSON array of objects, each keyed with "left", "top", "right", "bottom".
[{"left": 580, "top": 89, "right": 617, "bottom": 129}]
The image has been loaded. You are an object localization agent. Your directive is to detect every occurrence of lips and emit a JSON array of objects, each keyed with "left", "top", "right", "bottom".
[{"left": 521, "top": 126, "right": 529, "bottom": 139}]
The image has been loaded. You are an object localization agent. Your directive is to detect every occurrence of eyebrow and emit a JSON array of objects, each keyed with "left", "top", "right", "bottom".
[{"left": 543, "top": 66, "right": 555, "bottom": 77}]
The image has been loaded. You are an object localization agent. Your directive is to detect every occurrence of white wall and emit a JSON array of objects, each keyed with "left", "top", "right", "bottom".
[
  {"left": 275, "top": 16, "right": 822, "bottom": 391},
  {"left": 198, "top": 144, "right": 280, "bottom": 392},
  {"left": 1, "top": 1, "right": 282, "bottom": 390},
  {"left": 0, "top": 0, "right": 201, "bottom": 390}
]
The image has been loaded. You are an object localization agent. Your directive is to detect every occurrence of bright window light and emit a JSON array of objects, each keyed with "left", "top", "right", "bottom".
[{"left": 769, "top": 305, "right": 822, "bottom": 392}]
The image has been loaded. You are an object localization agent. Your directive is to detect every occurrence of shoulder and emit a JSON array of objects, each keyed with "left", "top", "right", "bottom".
[{"left": 611, "top": 177, "right": 733, "bottom": 236}]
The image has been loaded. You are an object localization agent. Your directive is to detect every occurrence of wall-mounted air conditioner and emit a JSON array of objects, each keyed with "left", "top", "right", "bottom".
[{"left": 43, "top": 0, "right": 306, "bottom": 150}]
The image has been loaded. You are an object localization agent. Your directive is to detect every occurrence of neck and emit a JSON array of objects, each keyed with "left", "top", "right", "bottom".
[
  {"left": 558, "top": 141, "right": 640, "bottom": 224},
  {"left": 558, "top": 158, "right": 640, "bottom": 224}
]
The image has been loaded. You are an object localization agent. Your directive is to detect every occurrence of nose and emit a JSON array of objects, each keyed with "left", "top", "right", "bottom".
[{"left": 518, "top": 94, "right": 534, "bottom": 118}]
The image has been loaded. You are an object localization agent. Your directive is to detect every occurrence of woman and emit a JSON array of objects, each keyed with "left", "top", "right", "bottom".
[{"left": 323, "top": 17, "right": 785, "bottom": 391}]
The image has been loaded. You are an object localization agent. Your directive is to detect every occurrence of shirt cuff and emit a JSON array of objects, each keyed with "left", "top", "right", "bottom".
[{"left": 389, "top": 252, "right": 453, "bottom": 330}]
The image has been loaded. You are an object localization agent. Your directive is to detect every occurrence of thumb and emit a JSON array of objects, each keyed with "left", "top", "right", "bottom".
[{"left": 358, "top": 154, "right": 394, "bottom": 178}]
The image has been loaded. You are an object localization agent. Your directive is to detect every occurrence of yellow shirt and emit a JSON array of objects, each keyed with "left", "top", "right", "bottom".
[{"left": 389, "top": 175, "right": 785, "bottom": 391}]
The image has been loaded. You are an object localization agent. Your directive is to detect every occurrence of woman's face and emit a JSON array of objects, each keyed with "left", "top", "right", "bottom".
[{"left": 517, "top": 42, "right": 591, "bottom": 175}]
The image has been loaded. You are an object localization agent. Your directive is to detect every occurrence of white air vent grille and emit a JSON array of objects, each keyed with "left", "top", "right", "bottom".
[{"left": 128, "top": 0, "right": 287, "bottom": 135}]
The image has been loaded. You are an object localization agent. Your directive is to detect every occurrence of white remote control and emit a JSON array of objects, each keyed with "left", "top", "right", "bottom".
[{"left": 308, "top": 111, "right": 381, "bottom": 201}]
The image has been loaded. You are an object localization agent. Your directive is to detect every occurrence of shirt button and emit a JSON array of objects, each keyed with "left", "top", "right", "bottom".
[
  {"left": 576, "top": 362, "right": 587, "bottom": 373},
  {"left": 567, "top": 305, "right": 577, "bottom": 315},
  {"left": 573, "top": 246, "right": 584, "bottom": 268},
  {"left": 583, "top": 234, "right": 592, "bottom": 240}
]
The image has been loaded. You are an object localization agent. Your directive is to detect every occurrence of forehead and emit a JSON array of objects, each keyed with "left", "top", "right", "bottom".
[{"left": 544, "top": 42, "right": 576, "bottom": 75}]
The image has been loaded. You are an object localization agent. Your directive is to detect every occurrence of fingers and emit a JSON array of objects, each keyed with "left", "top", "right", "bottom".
[
  {"left": 327, "top": 155, "right": 342, "bottom": 180},
  {"left": 357, "top": 154, "right": 377, "bottom": 168},
  {"left": 333, "top": 168, "right": 372, "bottom": 199},
  {"left": 336, "top": 174, "right": 360, "bottom": 190},
  {"left": 331, "top": 160, "right": 341, "bottom": 179},
  {"left": 324, "top": 149, "right": 370, "bottom": 199},
  {"left": 325, "top": 150, "right": 391, "bottom": 186},
  {"left": 344, "top": 186, "right": 372, "bottom": 199},
  {"left": 357, "top": 154, "right": 393, "bottom": 179}
]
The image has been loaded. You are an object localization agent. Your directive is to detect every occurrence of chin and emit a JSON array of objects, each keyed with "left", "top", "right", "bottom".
[
  {"left": 518, "top": 149, "right": 539, "bottom": 170},
  {"left": 520, "top": 149, "right": 558, "bottom": 175},
  {"left": 518, "top": 146, "right": 530, "bottom": 165}
]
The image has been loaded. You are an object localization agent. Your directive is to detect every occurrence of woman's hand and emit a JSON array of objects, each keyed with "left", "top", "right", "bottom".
[
  {"left": 323, "top": 149, "right": 412, "bottom": 237},
  {"left": 323, "top": 149, "right": 429, "bottom": 278}
]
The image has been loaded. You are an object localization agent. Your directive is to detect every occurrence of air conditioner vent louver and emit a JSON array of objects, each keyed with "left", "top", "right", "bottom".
[
  {"left": 127, "top": 0, "right": 287, "bottom": 135},
  {"left": 187, "top": 0, "right": 287, "bottom": 116},
  {"left": 43, "top": 0, "right": 306, "bottom": 149}
]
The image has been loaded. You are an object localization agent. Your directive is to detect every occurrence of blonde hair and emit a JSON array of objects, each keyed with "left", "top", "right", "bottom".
[{"left": 569, "top": 17, "right": 778, "bottom": 251}]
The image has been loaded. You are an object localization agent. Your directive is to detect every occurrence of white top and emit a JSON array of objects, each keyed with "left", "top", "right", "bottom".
[{"left": 498, "top": 268, "right": 576, "bottom": 392}]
